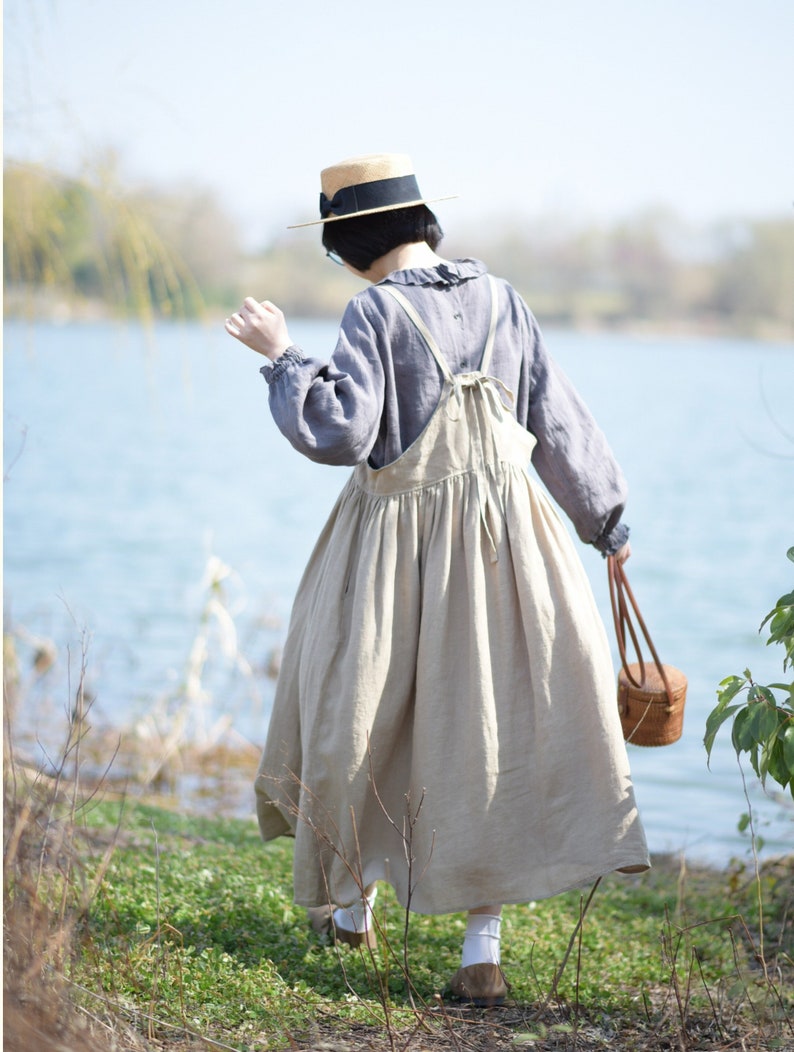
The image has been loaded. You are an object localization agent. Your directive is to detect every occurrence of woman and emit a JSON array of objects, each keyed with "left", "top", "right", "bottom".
[{"left": 225, "top": 154, "right": 649, "bottom": 1006}]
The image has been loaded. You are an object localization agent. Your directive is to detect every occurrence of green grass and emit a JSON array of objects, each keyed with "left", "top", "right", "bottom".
[{"left": 55, "top": 795, "right": 792, "bottom": 1050}]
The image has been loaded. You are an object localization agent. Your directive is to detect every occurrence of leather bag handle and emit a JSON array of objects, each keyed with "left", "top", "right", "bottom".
[{"left": 607, "top": 556, "right": 676, "bottom": 707}]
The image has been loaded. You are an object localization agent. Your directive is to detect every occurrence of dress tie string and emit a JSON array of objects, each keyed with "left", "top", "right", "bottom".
[
  {"left": 446, "top": 372, "right": 514, "bottom": 422},
  {"left": 447, "top": 373, "right": 516, "bottom": 562}
]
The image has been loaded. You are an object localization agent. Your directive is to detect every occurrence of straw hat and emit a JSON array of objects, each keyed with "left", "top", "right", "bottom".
[{"left": 288, "top": 153, "right": 456, "bottom": 228}]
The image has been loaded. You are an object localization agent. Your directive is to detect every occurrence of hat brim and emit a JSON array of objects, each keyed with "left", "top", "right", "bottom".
[{"left": 287, "top": 194, "right": 458, "bottom": 229}]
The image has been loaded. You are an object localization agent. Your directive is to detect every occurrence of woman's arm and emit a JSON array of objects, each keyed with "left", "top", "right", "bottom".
[
  {"left": 226, "top": 295, "right": 385, "bottom": 466},
  {"left": 521, "top": 308, "right": 630, "bottom": 557}
]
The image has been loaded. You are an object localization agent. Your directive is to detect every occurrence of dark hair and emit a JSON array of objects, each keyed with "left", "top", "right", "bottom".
[{"left": 321, "top": 204, "right": 444, "bottom": 272}]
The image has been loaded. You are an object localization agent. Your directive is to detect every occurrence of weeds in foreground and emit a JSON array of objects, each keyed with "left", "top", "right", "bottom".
[
  {"left": 4, "top": 619, "right": 792, "bottom": 1051},
  {"left": 3, "top": 636, "right": 135, "bottom": 1050},
  {"left": 5, "top": 749, "right": 792, "bottom": 1051}
]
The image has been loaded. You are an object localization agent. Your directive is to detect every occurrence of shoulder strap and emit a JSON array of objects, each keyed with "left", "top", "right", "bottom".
[
  {"left": 379, "top": 285, "right": 454, "bottom": 381},
  {"left": 382, "top": 276, "right": 499, "bottom": 379},
  {"left": 479, "top": 275, "right": 499, "bottom": 373}
]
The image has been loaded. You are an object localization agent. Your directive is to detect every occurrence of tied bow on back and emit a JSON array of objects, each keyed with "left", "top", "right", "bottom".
[
  {"left": 447, "top": 371, "right": 517, "bottom": 563},
  {"left": 447, "top": 371, "right": 514, "bottom": 422}
]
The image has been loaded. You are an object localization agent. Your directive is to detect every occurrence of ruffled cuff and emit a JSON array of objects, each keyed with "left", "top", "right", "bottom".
[
  {"left": 260, "top": 346, "right": 304, "bottom": 384},
  {"left": 593, "top": 521, "right": 630, "bottom": 557}
]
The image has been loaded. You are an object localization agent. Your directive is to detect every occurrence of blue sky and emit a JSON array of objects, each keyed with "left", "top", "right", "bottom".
[{"left": 4, "top": 0, "right": 793, "bottom": 247}]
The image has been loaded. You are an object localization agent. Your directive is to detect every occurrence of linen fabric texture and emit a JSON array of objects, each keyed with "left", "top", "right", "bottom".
[
  {"left": 254, "top": 262, "right": 649, "bottom": 914},
  {"left": 264, "top": 259, "right": 628, "bottom": 555}
]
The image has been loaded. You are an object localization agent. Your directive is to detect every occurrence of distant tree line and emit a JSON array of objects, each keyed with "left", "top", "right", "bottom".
[
  {"left": 453, "top": 209, "right": 794, "bottom": 339},
  {"left": 4, "top": 159, "right": 792, "bottom": 340},
  {"left": 3, "top": 158, "right": 239, "bottom": 321}
]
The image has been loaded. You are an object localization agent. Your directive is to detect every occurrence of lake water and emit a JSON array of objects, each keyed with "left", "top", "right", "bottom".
[{"left": 3, "top": 317, "right": 793, "bottom": 866}]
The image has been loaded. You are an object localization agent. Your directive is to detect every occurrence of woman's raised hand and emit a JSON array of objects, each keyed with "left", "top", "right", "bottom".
[{"left": 225, "top": 297, "right": 292, "bottom": 360}]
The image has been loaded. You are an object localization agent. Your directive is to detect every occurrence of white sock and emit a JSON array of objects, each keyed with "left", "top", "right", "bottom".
[
  {"left": 333, "top": 885, "right": 378, "bottom": 934},
  {"left": 461, "top": 913, "right": 501, "bottom": 968}
]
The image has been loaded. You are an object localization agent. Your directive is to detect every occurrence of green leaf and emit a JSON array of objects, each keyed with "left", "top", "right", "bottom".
[
  {"left": 758, "top": 738, "right": 773, "bottom": 782},
  {"left": 748, "top": 699, "right": 782, "bottom": 744},
  {"left": 759, "top": 730, "right": 784, "bottom": 779},
  {"left": 781, "top": 721, "right": 794, "bottom": 773},
  {"left": 714, "top": 676, "right": 747, "bottom": 711},
  {"left": 764, "top": 738, "right": 791, "bottom": 791},
  {"left": 731, "top": 707, "right": 754, "bottom": 753},
  {"left": 787, "top": 545, "right": 794, "bottom": 564},
  {"left": 744, "top": 704, "right": 785, "bottom": 787},
  {"left": 763, "top": 605, "right": 794, "bottom": 643},
  {"left": 748, "top": 742, "right": 762, "bottom": 779},
  {"left": 704, "top": 703, "right": 742, "bottom": 761},
  {"left": 737, "top": 812, "right": 750, "bottom": 833}
]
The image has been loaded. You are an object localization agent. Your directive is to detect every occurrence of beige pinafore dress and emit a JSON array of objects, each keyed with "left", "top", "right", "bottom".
[{"left": 255, "top": 277, "right": 649, "bottom": 914}]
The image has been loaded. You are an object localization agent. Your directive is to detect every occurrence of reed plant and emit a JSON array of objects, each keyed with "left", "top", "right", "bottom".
[{"left": 3, "top": 157, "right": 205, "bottom": 321}]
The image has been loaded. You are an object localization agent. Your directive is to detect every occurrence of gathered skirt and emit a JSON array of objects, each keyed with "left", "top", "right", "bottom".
[{"left": 255, "top": 419, "right": 649, "bottom": 913}]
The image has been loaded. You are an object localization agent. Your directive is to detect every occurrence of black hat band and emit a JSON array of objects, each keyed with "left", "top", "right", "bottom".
[{"left": 319, "top": 174, "right": 421, "bottom": 219}]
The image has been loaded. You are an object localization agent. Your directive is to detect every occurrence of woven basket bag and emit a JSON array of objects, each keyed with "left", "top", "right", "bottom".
[{"left": 608, "top": 556, "right": 687, "bottom": 747}]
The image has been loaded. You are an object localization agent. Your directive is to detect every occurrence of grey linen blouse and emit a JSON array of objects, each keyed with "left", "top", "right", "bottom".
[{"left": 261, "top": 258, "right": 629, "bottom": 555}]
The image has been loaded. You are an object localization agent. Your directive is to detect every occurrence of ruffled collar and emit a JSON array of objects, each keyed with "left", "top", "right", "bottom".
[{"left": 380, "top": 258, "right": 487, "bottom": 287}]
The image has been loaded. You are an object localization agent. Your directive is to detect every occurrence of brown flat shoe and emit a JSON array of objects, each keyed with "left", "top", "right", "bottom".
[
  {"left": 449, "top": 963, "right": 508, "bottom": 1007},
  {"left": 306, "top": 905, "right": 377, "bottom": 949}
]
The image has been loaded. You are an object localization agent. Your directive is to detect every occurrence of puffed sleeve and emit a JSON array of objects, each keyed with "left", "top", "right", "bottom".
[
  {"left": 261, "top": 296, "right": 385, "bottom": 466},
  {"left": 524, "top": 309, "right": 629, "bottom": 555}
]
